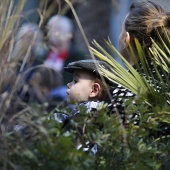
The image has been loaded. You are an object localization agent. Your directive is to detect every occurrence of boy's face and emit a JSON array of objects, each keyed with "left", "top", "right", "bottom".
[{"left": 66, "top": 70, "right": 95, "bottom": 104}]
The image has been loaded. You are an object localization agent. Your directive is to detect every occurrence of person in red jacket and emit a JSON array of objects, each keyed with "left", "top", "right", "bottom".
[{"left": 44, "top": 14, "right": 87, "bottom": 85}]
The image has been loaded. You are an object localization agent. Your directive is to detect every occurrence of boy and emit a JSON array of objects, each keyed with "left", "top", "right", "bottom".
[
  {"left": 63, "top": 59, "right": 113, "bottom": 153},
  {"left": 64, "top": 59, "right": 113, "bottom": 114}
]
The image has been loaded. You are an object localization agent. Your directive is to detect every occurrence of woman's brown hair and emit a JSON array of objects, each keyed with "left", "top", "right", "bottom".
[{"left": 125, "top": 0, "right": 170, "bottom": 50}]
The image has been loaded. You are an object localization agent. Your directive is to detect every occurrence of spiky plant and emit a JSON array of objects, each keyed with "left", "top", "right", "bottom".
[{"left": 89, "top": 34, "right": 170, "bottom": 169}]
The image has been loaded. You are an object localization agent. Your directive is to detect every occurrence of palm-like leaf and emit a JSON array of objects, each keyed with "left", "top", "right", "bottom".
[{"left": 90, "top": 37, "right": 170, "bottom": 108}]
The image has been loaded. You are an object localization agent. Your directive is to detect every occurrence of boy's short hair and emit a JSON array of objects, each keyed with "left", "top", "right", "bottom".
[{"left": 64, "top": 59, "right": 113, "bottom": 86}]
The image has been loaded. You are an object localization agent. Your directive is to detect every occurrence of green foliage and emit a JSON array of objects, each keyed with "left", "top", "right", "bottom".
[
  {"left": 0, "top": 0, "right": 170, "bottom": 170},
  {"left": 89, "top": 36, "right": 170, "bottom": 169}
]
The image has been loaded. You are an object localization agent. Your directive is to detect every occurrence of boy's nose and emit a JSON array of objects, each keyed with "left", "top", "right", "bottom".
[{"left": 67, "top": 82, "right": 71, "bottom": 88}]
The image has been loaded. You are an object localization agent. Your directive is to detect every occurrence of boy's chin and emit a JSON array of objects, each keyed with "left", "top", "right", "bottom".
[
  {"left": 67, "top": 98, "right": 85, "bottom": 104},
  {"left": 67, "top": 98, "right": 77, "bottom": 104}
]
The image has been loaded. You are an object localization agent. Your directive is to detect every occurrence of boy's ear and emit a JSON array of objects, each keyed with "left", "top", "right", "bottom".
[{"left": 89, "top": 83, "right": 100, "bottom": 98}]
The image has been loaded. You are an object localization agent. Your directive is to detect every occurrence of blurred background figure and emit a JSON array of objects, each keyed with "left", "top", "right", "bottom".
[
  {"left": 44, "top": 14, "right": 87, "bottom": 85},
  {"left": 19, "top": 66, "right": 68, "bottom": 110},
  {"left": 12, "top": 22, "right": 47, "bottom": 84},
  {"left": 44, "top": 15, "right": 73, "bottom": 72},
  {"left": 1, "top": 66, "right": 68, "bottom": 132},
  {"left": 0, "top": 22, "right": 47, "bottom": 96}
]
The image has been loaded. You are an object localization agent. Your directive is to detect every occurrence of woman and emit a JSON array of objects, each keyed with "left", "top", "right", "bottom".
[
  {"left": 119, "top": 0, "right": 170, "bottom": 64},
  {"left": 111, "top": 1, "right": 170, "bottom": 130}
]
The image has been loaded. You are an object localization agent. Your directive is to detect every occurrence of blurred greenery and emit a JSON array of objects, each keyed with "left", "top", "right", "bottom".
[{"left": 0, "top": 0, "right": 170, "bottom": 170}]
